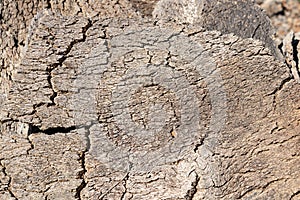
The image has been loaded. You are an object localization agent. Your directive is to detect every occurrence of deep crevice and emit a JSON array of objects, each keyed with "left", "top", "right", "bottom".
[
  {"left": 270, "top": 125, "right": 278, "bottom": 134},
  {"left": 271, "top": 9, "right": 285, "bottom": 17},
  {"left": 46, "top": 71, "right": 57, "bottom": 107},
  {"left": 278, "top": 42, "right": 284, "bottom": 55},
  {"left": 74, "top": 122, "right": 98, "bottom": 199},
  {"left": 6, "top": 182, "right": 18, "bottom": 200},
  {"left": 292, "top": 36, "right": 299, "bottom": 70},
  {"left": 236, "top": 186, "right": 258, "bottom": 199},
  {"left": 29, "top": 124, "right": 76, "bottom": 135},
  {"left": 194, "top": 137, "right": 205, "bottom": 153},
  {"left": 185, "top": 173, "right": 200, "bottom": 200},
  {"left": 13, "top": 36, "right": 19, "bottom": 48},
  {"left": 46, "top": 19, "right": 93, "bottom": 107},
  {"left": 75, "top": 152, "right": 87, "bottom": 200}
]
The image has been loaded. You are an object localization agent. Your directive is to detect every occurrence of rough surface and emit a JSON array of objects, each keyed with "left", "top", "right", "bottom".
[
  {"left": 281, "top": 31, "right": 300, "bottom": 83},
  {"left": 257, "top": 0, "right": 300, "bottom": 42},
  {"left": 153, "top": 0, "right": 281, "bottom": 59},
  {"left": 0, "top": 1, "right": 300, "bottom": 200},
  {"left": 1, "top": 122, "right": 86, "bottom": 200},
  {"left": 188, "top": 27, "right": 299, "bottom": 199},
  {"left": 0, "top": 0, "right": 147, "bottom": 103},
  {"left": 129, "top": 0, "right": 160, "bottom": 16}
]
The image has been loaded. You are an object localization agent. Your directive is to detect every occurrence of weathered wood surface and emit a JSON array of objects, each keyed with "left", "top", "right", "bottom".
[{"left": 0, "top": 0, "right": 299, "bottom": 199}]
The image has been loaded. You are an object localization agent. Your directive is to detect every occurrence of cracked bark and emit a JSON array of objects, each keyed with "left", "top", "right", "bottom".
[
  {"left": 185, "top": 172, "right": 200, "bottom": 200},
  {"left": 281, "top": 31, "right": 300, "bottom": 83},
  {"left": 290, "top": 190, "right": 300, "bottom": 200},
  {"left": 0, "top": 161, "right": 17, "bottom": 200},
  {"left": 75, "top": 152, "right": 87, "bottom": 200},
  {"left": 1, "top": 0, "right": 300, "bottom": 200},
  {"left": 46, "top": 18, "right": 92, "bottom": 106}
]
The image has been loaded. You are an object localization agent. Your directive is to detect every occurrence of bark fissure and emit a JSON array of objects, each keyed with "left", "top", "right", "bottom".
[
  {"left": 46, "top": 19, "right": 93, "bottom": 107},
  {"left": 269, "top": 123, "right": 279, "bottom": 134},
  {"left": 252, "top": 24, "right": 261, "bottom": 38},
  {"left": 290, "top": 190, "right": 300, "bottom": 200},
  {"left": 237, "top": 178, "right": 285, "bottom": 199},
  {"left": 193, "top": 137, "right": 205, "bottom": 153},
  {"left": 26, "top": 133, "right": 35, "bottom": 155},
  {"left": 75, "top": 152, "right": 87, "bottom": 200},
  {"left": 184, "top": 172, "right": 200, "bottom": 200},
  {"left": 120, "top": 173, "right": 130, "bottom": 200},
  {"left": 292, "top": 36, "right": 299, "bottom": 72},
  {"left": 29, "top": 124, "right": 76, "bottom": 135},
  {"left": 99, "top": 173, "right": 129, "bottom": 200},
  {"left": 0, "top": 161, "right": 18, "bottom": 200},
  {"left": 75, "top": 121, "right": 98, "bottom": 199},
  {"left": 268, "top": 75, "right": 292, "bottom": 96},
  {"left": 268, "top": 76, "right": 293, "bottom": 112},
  {"left": 1, "top": 1, "right": 300, "bottom": 199}
]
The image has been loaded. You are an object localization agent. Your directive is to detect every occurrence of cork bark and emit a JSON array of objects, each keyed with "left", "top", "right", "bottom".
[{"left": 1, "top": 0, "right": 299, "bottom": 199}]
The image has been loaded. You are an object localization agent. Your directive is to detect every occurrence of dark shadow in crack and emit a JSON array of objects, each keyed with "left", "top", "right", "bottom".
[
  {"left": 292, "top": 37, "right": 299, "bottom": 68},
  {"left": 29, "top": 124, "right": 76, "bottom": 135}
]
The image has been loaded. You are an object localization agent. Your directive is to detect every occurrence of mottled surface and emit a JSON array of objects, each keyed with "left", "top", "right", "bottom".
[
  {"left": 0, "top": 1, "right": 299, "bottom": 200},
  {"left": 257, "top": 0, "right": 300, "bottom": 41},
  {"left": 153, "top": 0, "right": 281, "bottom": 59},
  {"left": 0, "top": 0, "right": 143, "bottom": 101}
]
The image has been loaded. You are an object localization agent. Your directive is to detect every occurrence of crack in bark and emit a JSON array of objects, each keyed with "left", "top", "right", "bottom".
[
  {"left": 0, "top": 160, "right": 18, "bottom": 200},
  {"left": 269, "top": 122, "right": 279, "bottom": 134},
  {"left": 120, "top": 173, "right": 130, "bottom": 200},
  {"left": 270, "top": 134, "right": 299, "bottom": 145},
  {"left": 268, "top": 75, "right": 293, "bottom": 96},
  {"left": 74, "top": 121, "right": 98, "bottom": 199},
  {"left": 251, "top": 24, "right": 261, "bottom": 38},
  {"left": 193, "top": 137, "right": 205, "bottom": 153},
  {"left": 26, "top": 132, "right": 35, "bottom": 155},
  {"left": 237, "top": 178, "right": 285, "bottom": 199},
  {"left": 98, "top": 173, "right": 129, "bottom": 200},
  {"left": 268, "top": 75, "right": 292, "bottom": 112},
  {"left": 46, "top": 72, "right": 57, "bottom": 107},
  {"left": 292, "top": 36, "right": 299, "bottom": 71},
  {"left": 75, "top": 1, "right": 83, "bottom": 15},
  {"left": 29, "top": 125, "right": 76, "bottom": 135},
  {"left": 280, "top": 32, "right": 300, "bottom": 83},
  {"left": 290, "top": 190, "right": 300, "bottom": 200},
  {"left": 46, "top": 19, "right": 93, "bottom": 107},
  {"left": 75, "top": 152, "right": 87, "bottom": 200},
  {"left": 262, "top": 178, "right": 285, "bottom": 190},
  {"left": 212, "top": 176, "right": 232, "bottom": 189},
  {"left": 185, "top": 172, "right": 200, "bottom": 200}
]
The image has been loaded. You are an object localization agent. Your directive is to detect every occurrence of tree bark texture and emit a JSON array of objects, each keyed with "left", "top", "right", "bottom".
[{"left": 0, "top": 0, "right": 299, "bottom": 199}]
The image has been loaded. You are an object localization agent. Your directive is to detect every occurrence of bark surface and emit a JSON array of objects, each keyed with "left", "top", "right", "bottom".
[{"left": 0, "top": 0, "right": 299, "bottom": 200}]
